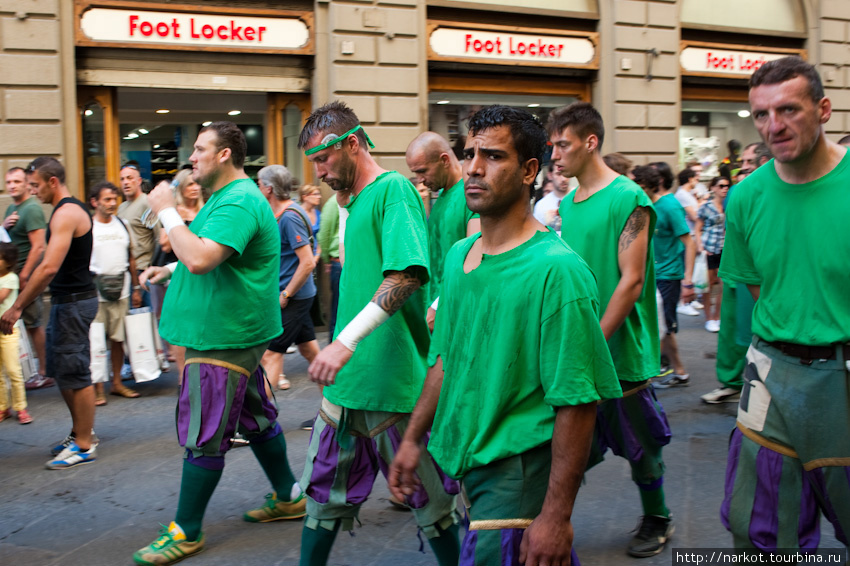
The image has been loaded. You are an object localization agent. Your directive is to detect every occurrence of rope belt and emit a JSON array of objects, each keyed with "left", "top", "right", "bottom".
[
  {"left": 599, "top": 380, "right": 651, "bottom": 404},
  {"left": 736, "top": 422, "right": 850, "bottom": 471},
  {"left": 184, "top": 357, "right": 250, "bottom": 377},
  {"left": 318, "top": 407, "right": 403, "bottom": 439},
  {"left": 468, "top": 519, "right": 534, "bottom": 531}
]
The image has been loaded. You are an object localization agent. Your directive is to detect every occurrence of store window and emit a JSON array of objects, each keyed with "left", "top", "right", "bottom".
[
  {"left": 680, "top": 101, "right": 759, "bottom": 178},
  {"left": 429, "top": 92, "right": 579, "bottom": 161},
  {"left": 117, "top": 88, "right": 268, "bottom": 187}
]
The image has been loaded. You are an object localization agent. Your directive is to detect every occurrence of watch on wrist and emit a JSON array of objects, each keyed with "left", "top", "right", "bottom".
[
  {"left": 683, "top": 283, "right": 694, "bottom": 289},
  {"left": 281, "top": 290, "right": 290, "bottom": 299}
]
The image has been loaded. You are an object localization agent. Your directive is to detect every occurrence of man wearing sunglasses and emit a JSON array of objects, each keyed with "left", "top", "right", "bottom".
[{"left": 296, "top": 101, "right": 460, "bottom": 566}]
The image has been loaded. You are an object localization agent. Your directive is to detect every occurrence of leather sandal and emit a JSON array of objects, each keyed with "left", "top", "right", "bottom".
[{"left": 110, "top": 385, "right": 140, "bottom": 398}]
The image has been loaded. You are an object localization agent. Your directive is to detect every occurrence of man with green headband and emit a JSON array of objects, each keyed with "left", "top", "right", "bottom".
[{"left": 296, "top": 101, "right": 460, "bottom": 566}]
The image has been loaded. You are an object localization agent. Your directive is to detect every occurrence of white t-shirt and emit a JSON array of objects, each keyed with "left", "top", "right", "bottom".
[
  {"left": 674, "top": 187, "right": 699, "bottom": 233},
  {"left": 533, "top": 191, "right": 565, "bottom": 235},
  {"left": 90, "top": 216, "right": 131, "bottom": 301}
]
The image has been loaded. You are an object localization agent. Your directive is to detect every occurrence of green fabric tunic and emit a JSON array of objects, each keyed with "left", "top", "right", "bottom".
[
  {"left": 427, "top": 179, "right": 476, "bottom": 302},
  {"left": 559, "top": 176, "right": 660, "bottom": 382},
  {"left": 428, "top": 229, "right": 621, "bottom": 479},
  {"left": 327, "top": 171, "right": 431, "bottom": 413},
  {"left": 159, "top": 178, "right": 282, "bottom": 350},
  {"left": 720, "top": 152, "right": 850, "bottom": 345}
]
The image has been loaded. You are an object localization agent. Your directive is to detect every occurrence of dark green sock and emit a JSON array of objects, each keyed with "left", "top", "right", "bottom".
[
  {"left": 250, "top": 432, "right": 297, "bottom": 499},
  {"left": 637, "top": 481, "right": 669, "bottom": 518},
  {"left": 174, "top": 460, "right": 223, "bottom": 541},
  {"left": 299, "top": 519, "right": 340, "bottom": 566},
  {"left": 427, "top": 521, "right": 461, "bottom": 566}
]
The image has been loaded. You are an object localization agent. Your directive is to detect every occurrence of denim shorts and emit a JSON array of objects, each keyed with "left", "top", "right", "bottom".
[{"left": 46, "top": 296, "right": 99, "bottom": 390}]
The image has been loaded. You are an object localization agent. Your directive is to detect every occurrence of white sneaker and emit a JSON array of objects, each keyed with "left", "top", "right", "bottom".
[
  {"left": 285, "top": 345, "right": 297, "bottom": 354},
  {"left": 705, "top": 320, "right": 720, "bottom": 332},
  {"left": 701, "top": 387, "right": 741, "bottom": 404},
  {"left": 690, "top": 300, "right": 704, "bottom": 309},
  {"left": 278, "top": 375, "right": 291, "bottom": 390},
  {"left": 677, "top": 303, "right": 700, "bottom": 316}
]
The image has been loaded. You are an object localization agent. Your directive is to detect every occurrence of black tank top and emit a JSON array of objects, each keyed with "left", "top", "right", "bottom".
[{"left": 46, "top": 197, "right": 95, "bottom": 297}]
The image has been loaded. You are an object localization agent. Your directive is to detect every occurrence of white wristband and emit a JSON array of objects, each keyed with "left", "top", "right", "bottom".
[
  {"left": 165, "top": 262, "right": 178, "bottom": 275},
  {"left": 336, "top": 302, "right": 389, "bottom": 352},
  {"left": 430, "top": 297, "right": 439, "bottom": 311},
  {"left": 158, "top": 207, "right": 184, "bottom": 235}
]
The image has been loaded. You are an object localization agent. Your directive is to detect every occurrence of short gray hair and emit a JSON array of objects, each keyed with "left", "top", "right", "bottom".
[{"left": 258, "top": 165, "right": 294, "bottom": 201}]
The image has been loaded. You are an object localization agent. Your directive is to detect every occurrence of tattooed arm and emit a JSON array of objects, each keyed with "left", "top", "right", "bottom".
[
  {"left": 372, "top": 266, "right": 424, "bottom": 315},
  {"left": 599, "top": 206, "right": 650, "bottom": 340},
  {"left": 308, "top": 265, "right": 425, "bottom": 385}
]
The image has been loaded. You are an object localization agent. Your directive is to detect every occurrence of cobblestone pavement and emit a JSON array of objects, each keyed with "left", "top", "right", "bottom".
[{"left": 0, "top": 318, "right": 843, "bottom": 565}]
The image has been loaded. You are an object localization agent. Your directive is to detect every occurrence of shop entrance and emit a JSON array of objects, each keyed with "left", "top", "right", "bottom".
[{"left": 78, "top": 87, "right": 311, "bottom": 195}]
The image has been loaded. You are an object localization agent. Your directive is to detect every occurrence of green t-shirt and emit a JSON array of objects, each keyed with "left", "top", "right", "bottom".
[
  {"left": 327, "top": 171, "right": 431, "bottom": 412},
  {"left": 428, "top": 179, "right": 477, "bottom": 302},
  {"left": 720, "top": 153, "right": 850, "bottom": 345},
  {"left": 559, "top": 176, "right": 660, "bottom": 382},
  {"left": 159, "top": 178, "right": 282, "bottom": 350},
  {"left": 4, "top": 197, "right": 46, "bottom": 272},
  {"left": 427, "top": 229, "right": 621, "bottom": 479},
  {"left": 652, "top": 193, "right": 690, "bottom": 280}
]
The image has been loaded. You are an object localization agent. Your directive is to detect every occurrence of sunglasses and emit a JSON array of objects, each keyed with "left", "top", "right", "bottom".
[{"left": 716, "top": 183, "right": 730, "bottom": 188}]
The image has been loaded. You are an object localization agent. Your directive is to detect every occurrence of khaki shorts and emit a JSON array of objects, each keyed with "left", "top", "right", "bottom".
[
  {"left": 21, "top": 294, "right": 44, "bottom": 328},
  {"left": 95, "top": 297, "right": 129, "bottom": 343}
]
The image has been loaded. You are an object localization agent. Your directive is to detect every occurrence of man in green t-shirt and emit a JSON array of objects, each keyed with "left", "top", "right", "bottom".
[
  {"left": 405, "top": 132, "right": 480, "bottom": 328},
  {"left": 389, "top": 105, "right": 621, "bottom": 566},
  {"left": 549, "top": 102, "right": 678, "bottom": 557},
  {"left": 133, "top": 122, "right": 304, "bottom": 566},
  {"left": 296, "top": 102, "right": 460, "bottom": 566},
  {"left": 646, "top": 161, "right": 696, "bottom": 384},
  {"left": 4, "top": 167, "right": 49, "bottom": 389},
  {"left": 701, "top": 142, "right": 772, "bottom": 405},
  {"left": 719, "top": 57, "right": 850, "bottom": 552}
]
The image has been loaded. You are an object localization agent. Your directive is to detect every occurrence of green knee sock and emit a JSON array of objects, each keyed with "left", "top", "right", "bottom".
[
  {"left": 299, "top": 519, "right": 340, "bottom": 566},
  {"left": 250, "top": 432, "right": 297, "bottom": 499},
  {"left": 637, "top": 480, "right": 669, "bottom": 518},
  {"left": 174, "top": 460, "right": 223, "bottom": 541},
  {"left": 427, "top": 521, "right": 461, "bottom": 566}
]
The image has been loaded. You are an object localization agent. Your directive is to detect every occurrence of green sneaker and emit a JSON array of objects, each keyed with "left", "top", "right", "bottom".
[
  {"left": 243, "top": 492, "right": 307, "bottom": 522},
  {"left": 133, "top": 522, "right": 204, "bottom": 565}
]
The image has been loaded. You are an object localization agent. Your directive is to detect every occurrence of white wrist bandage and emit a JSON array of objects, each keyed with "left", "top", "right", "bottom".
[
  {"left": 336, "top": 302, "right": 389, "bottom": 352},
  {"left": 430, "top": 297, "right": 439, "bottom": 311},
  {"left": 158, "top": 207, "right": 184, "bottom": 235}
]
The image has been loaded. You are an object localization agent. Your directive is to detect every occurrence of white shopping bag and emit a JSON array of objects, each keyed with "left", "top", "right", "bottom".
[
  {"left": 16, "top": 320, "right": 36, "bottom": 381},
  {"left": 125, "top": 307, "right": 161, "bottom": 383},
  {"left": 693, "top": 252, "right": 708, "bottom": 293},
  {"left": 89, "top": 321, "right": 109, "bottom": 384}
]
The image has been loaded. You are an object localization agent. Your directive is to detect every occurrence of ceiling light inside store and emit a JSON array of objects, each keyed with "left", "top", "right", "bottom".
[
  {"left": 202, "top": 121, "right": 212, "bottom": 127},
  {"left": 527, "top": 103, "right": 540, "bottom": 108},
  {"left": 138, "top": 128, "right": 149, "bottom": 134},
  {"left": 153, "top": 144, "right": 160, "bottom": 149},
  {"left": 738, "top": 110, "right": 751, "bottom": 118},
  {"left": 126, "top": 133, "right": 139, "bottom": 139},
  {"left": 436, "top": 100, "right": 450, "bottom": 105},
  {"left": 228, "top": 110, "right": 241, "bottom": 116},
  {"left": 84, "top": 109, "right": 93, "bottom": 117},
  {"left": 156, "top": 109, "right": 170, "bottom": 114}
]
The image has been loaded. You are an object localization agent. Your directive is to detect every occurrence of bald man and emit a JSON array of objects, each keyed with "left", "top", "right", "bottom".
[{"left": 406, "top": 132, "right": 480, "bottom": 328}]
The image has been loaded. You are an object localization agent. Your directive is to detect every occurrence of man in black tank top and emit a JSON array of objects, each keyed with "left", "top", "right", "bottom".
[{"left": 0, "top": 157, "right": 99, "bottom": 470}]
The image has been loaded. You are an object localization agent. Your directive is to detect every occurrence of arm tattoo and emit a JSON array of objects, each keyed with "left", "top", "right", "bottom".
[
  {"left": 619, "top": 207, "right": 648, "bottom": 253},
  {"left": 372, "top": 266, "right": 423, "bottom": 316}
]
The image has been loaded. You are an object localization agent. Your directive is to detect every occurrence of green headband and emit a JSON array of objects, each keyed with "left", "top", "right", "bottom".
[{"left": 304, "top": 124, "right": 375, "bottom": 156}]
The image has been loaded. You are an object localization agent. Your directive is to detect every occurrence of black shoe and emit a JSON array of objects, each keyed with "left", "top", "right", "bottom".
[
  {"left": 627, "top": 515, "right": 674, "bottom": 557},
  {"left": 299, "top": 418, "right": 314, "bottom": 431}
]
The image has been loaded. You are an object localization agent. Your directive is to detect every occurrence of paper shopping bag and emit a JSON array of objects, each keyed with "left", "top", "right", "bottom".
[
  {"left": 125, "top": 308, "right": 161, "bottom": 383},
  {"left": 89, "top": 321, "right": 108, "bottom": 384},
  {"left": 15, "top": 319, "right": 37, "bottom": 381}
]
